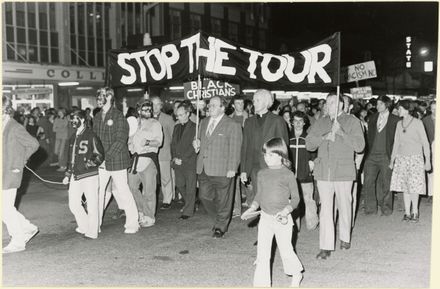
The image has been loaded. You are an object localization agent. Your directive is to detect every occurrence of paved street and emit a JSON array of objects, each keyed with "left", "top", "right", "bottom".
[{"left": 2, "top": 168, "right": 435, "bottom": 287}]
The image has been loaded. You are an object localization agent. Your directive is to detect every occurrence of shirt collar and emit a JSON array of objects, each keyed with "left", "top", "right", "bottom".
[{"left": 379, "top": 110, "right": 389, "bottom": 119}]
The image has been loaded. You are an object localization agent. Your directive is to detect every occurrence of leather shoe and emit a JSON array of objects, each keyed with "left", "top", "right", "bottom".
[
  {"left": 212, "top": 228, "right": 224, "bottom": 238},
  {"left": 178, "top": 215, "right": 190, "bottom": 220},
  {"left": 316, "top": 250, "right": 331, "bottom": 259},
  {"left": 340, "top": 241, "right": 351, "bottom": 250}
]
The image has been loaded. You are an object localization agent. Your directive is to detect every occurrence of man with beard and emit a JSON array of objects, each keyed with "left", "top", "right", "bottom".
[
  {"left": 128, "top": 100, "right": 163, "bottom": 228},
  {"left": 62, "top": 110, "right": 105, "bottom": 239},
  {"left": 3, "top": 95, "right": 40, "bottom": 253},
  {"left": 93, "top": 87, "right": 139, "bottom": 234}
]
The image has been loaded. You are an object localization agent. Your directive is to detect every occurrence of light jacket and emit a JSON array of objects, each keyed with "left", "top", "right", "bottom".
[{"left": 306, "top": 112, "right": 365, "bottom": 181}]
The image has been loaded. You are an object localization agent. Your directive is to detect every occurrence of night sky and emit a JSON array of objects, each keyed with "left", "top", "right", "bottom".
[{"left": 270, "top": 2, "right": 438, "bottom": 65}]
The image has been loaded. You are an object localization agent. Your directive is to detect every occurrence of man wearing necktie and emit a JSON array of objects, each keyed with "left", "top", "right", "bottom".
[
  {"left": 363, "top": 95, "right": 400, "bottom": 216},
  {"left": 193, "top": 96, "right": 242, "bottom": 238}
]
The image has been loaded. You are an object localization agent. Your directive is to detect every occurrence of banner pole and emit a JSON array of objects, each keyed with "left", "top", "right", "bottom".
[
  {"left": 195, "top": 74, "right": 201, "bottom": 140},
  {"left": 335, "top": 32, "right": 341, "bottom": 123}
]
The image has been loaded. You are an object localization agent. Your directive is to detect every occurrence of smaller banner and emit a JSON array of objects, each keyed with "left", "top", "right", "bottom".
[
  {"left": 183, "top": 79, "right": 240, "bottom": 100},
  {"left": 350, "top": 86, "right": 372, "bottom": 99},
  {"left": 346, "top": 61, "right": 377, "bottom": 82}
]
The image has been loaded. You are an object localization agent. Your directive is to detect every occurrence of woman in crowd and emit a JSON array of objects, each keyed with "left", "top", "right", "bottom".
[
  {"left": 288, "top": 111, "right": 318, "bottom": 230},
  {"left": 390, "top": 100, "right": 431, "bottom": 222},
  {"left": 281, "top": 109, "right": 292, "bottom": 131},
  {"left": 53, "top": 108, "right": 69, "bottom": 172}
]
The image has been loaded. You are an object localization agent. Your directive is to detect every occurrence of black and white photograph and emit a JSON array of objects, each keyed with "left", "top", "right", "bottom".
[{"left": 2, "top": 1, "right": 438, "bottom": 287}]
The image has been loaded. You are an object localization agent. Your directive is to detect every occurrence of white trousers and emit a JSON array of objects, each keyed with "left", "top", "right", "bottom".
[
  {"left": 98, "top": 168, "right": 139, "bottom": 231},
  {"left": 301, "top": 182, "right": 319, "bottom": 230},
  {"left": 2, "top": 188, "right": 37, "bottom": 247},
  {"left": 160, "top": 160, "right": 174, "bottom": 204},
  {"left": 253, "top": 212, "right": 303, "bottom": 287},
  {"left": 68, "top": 175, "right": 99, "bottom": 238},
  {"left": 317, "top": 180, "right": 353, "bottom": 250}
]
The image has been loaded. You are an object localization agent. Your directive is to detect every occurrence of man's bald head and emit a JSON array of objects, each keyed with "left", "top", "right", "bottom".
[{"left": 253, "top": 89, "right": 273, "bottom": 115}]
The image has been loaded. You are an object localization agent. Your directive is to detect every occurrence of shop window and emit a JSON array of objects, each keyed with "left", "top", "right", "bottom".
[
  {"left": 69, "top": 3, "right": 75, "bottom": 34},
  {"left": 16, "top": 3, "right": 25, "bottom": 27},
  {"left": 49, "top": 3, "right": 56, "bottom": 30},
  {"left": 6, "top": 26, "right": 14, "bottom": 42},
  {"left": 88, "top": 51, "right": 96, "bottom": 66},
  {"left": 29, "top": 29, "right": 37, "bottom": 45},
  {"left": 88, "top": 37, "right": 95, "bottom": 50},
  {"left": 170, "top": 9, "right": 182, "bottom": 40},
  {"left": 51, "top": 48, "right": 59, "bottom": 63},
  {"left": 5, "top": 2, "right": 13, "bottom": 25},
  {"left": 39, "top": 2, "right": 48, "bottom": 30},
  {"left": 6, "top": 43, "right": 15, "bottom": 60},
  {"left": 40, "top": 47, "right": 49, "bottom": 63},
  {"left": 50, "top": 32, "right": 58, "bottom": 48},
  {"left": 40, "top": 31, "right": 48, "bottom": 46},
  {"left": 228, "top": 22, "right": 239, "bottom": 42},
  {"left": 29, "top": 46, "right": 38, "bottom": 62},
  {"left": 17, "top": 28, "right": 26, "bottom": 43},
  {"left": 211, "top": 18, "right": 222, "bottom": 37},
  {"left": 70, "top": 35, "right": 76, "bottom": 50},
  {"left": 27, "top": 2, "right": 36, "bottom": 28},
  {"left": 190, "top": 13, "right": 202, "bottom": 33},
  {"left": 71, "top": 51, "right": 77, "bottom": 65}
]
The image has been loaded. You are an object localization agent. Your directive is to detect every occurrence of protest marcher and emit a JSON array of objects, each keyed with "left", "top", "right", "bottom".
[
  {"left": 363, "top": 95, "right": 399, "bottom": 216},
  {"left": 390, "top": 100, "right": 431, "bottom": 223},
  {"left": 53, "top": 108, "right": 69, "bottom": 172},
  {"left": 171, "top": 103, "right": 197, "bottom": 219},
  {"left": 289, "top": 111, "right": 319, "bottom": 231},
  {"left": 128, "top": 100, "right": 163, "bottom": 228},
  {"left": 306, "top": 93, "right": 365, "bottom": 260},
  {"left": 193, "top": 96, "right": 242, "bottom": 238},
  {"left": 422, "top": 100, "right": 435, "bottom": 202},
  {"left": 242, "top": 138, "right": 303, "bottom": 287},
  {"left": 151, "top": 96, "right": 175, "bottom": 210},
  {"left": 93, "top": 87, "right": 139, "bottom": 234},
  {"left": 229, "top": 95, "right": 249, "bottom": 216},
  {"left": 2, "top": 95, "right": 40, "bottom": 253},
  {"left": 62, "top": 110, "right": 104, "bottom": 239},
  {"left": 241, "top": 89, "right": 289, "bottom": 206}
]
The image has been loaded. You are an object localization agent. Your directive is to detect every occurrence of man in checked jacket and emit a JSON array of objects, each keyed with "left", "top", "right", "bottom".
[
  {"left": 193, "top": 96, "right": 242, "bottom": 238},
  {"left": 93, "top": 87, "right": 139, "bottom": 234}
]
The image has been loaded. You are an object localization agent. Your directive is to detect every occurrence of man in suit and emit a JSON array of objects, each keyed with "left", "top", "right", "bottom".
[
  {"left": 3, "top": 95, "right": 40, "bottom": 253},
  {"left": 363, "top": 95, "right": 400, "bottom": 216},
  {"left": 171, "top": 103, "right": 197, "bottom": 219},
  {"left": 306, "top": 93, "right": 365, "bottom": 259},
  {"left": 193, "top": 96, "right": 242, "bottom": 238},
  {"left": 240, "top": 89, "right": 289, "bottom": 206},
  {"left": 151, "top": 96, "right": 176, "bottom": 210},
  {"left": 94, "top": 87, "right": 139, "bottom": 234}
]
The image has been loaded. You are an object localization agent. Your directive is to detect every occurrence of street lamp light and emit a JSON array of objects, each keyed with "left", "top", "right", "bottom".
[{"left": 420, "top": 47, "right": 429, "bottom": 56}]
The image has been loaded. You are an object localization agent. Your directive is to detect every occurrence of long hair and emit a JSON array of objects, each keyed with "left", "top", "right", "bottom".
[
  {"left": 397, "top": 99, "right": 418, "bottom": 117},
  {"left": 262, "top": 137, "right": 292, "bottom": 169}
]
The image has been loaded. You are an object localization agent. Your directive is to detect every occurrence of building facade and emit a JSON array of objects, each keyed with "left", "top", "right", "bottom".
[{"left": 2, "top": 2, "right": 271, "bottom": 113}]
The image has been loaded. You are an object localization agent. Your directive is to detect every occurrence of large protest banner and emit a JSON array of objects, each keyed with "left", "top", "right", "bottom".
[{"left": 107, "top": 31, "right": 340, "bottom": 89}]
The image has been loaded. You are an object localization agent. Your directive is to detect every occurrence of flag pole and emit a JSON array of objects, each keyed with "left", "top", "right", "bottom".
[
  {"left": 195, "top": 74, "right": 201, "bottom": 140},
  {"left": 335, "top": 32, "right": 341, "bottom": 122}
]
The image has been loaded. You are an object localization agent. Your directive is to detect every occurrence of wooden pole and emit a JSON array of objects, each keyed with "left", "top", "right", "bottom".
[{"left": 195, "top": 74, "right": 201, "bottom": 140}]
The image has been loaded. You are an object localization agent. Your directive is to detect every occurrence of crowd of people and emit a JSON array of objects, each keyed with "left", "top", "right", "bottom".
[{"left": 2, "top": 88, "right": 435, "bottom": 287}]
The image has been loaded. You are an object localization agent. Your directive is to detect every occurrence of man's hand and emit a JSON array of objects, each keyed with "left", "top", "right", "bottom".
[
  {"left": 425, "top": 161, "right": 432, "bottom": 171},
  {"left": 241, "top": 207, "right": 257, "bottom": 220},
  {"left": 226, "top": 170, "right": 235, "bottom": 178},
  {"left": 62, "top": 176, "right": 69, "bottom": 185},
  {"left": 332, "top": 120, "right": 345, "bottom": 137},
  {"left": 174, "top": 158, "right": 182, "bottom": 166},
  {"left": 12, "top": 169, "right": 20, "bottom": 173},
  {"left": 389, "top": 159, "right": 394, "bottom": 170},
  {"left": 99, "top": 161, "right": 106, "bottom": 170},
  {"left": 240, "top": 172, "right": 248, "bottom": 184},
  {"left": 192, "top": 139, "right": 200, "bottom": 153},
  {"left": 308, "top": 160, "right": 314, "bottom": 172}
]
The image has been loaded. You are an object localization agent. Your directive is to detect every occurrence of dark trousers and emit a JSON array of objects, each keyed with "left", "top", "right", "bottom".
[
  {"left": 363, "top": 154, "right": 393, "bottom": 214},
  {"left": 175, "top": 166, "right": 197, "bottom": 217},
  {"left": 246, "top": 169, "right": 260, "bottom": 206},
  {"left": 198, "top": 170, "right": 234, "bottom": 232}
]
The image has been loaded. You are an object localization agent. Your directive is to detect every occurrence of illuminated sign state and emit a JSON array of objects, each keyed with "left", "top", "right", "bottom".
[
  {"left": 350, "top": 86, "right": 372, "bottom": 99},
  {"left": 406, "top": 36, "right": 412, "bottom": 69},
  {"left": 184, "top": 79, "right": 240, "bottom": 100}
]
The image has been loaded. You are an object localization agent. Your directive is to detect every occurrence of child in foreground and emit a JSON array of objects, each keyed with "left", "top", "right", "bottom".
[{"left": 242, "top": 137, "right": 303, "bottom": 287}]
